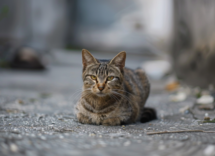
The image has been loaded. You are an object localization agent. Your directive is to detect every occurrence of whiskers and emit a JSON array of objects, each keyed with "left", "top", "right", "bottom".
[
  {"left": 72, "top": 88, "right": 134, "bottom": 106},
  {"left": 71, "top": 88, "right": 92, "bottom": 103},
  {"left": 108, "top": 94, "right": 120, "bottom": 103},
  {"left": 111, "top": 89, "right": 134, "bottom": 104},
  {"left": 113, "top": 89, "right": 135, "bottom": 97}
]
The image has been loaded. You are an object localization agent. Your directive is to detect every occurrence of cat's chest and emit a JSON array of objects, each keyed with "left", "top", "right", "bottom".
[
  {"left": 82, "top": 97, "right": 118, "bottom": 112},
  {"left": 78, "top": 99, "right": 118, "bottom": 116}
]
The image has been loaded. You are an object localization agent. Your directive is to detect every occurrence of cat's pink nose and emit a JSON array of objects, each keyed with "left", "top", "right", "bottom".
[{"left": 98, "top": 86, "right": 104, "bottom": 91}]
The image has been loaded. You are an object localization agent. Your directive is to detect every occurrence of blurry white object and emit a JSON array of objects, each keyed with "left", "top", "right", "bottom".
[
  {"left": 169, "top": 92, "right": 187, "bottom": 102},
  {"left": 204, "top": 145, "right": 215, "bottom": 156},
  {"left": 196, "top": 95, "right": 214, "bottom": 105},
  {"left": 142, "top": 60, "right": 171, "bottom": 80}
]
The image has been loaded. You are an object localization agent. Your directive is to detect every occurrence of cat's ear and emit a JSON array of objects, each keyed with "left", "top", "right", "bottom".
[
  {"left": 109, "top": 51, "right": 126, "bottom": 71},
  {"left": 82, "top": 49, "right": 98, "bottom": 70}
]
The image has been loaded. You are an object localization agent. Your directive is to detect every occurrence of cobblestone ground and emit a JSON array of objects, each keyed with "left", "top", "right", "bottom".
[{"left": 0, "top": 51, "right": 215, "bottom": 156}]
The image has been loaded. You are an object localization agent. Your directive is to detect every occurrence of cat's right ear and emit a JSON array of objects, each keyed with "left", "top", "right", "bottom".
[
  {"left": 109, "top": 51, "right": 126, "bottom": 72},
  {"left": 82, "top": 49, "right": 98, "bottom": 71}
]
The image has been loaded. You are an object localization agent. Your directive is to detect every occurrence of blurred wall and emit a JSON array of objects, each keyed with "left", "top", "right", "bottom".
[
  {"left": 70, "top": 0, "right": 173, "bottom": 54},
  {"left": 0, "top": 0, "right": 172, "bottom": 55},
  {"left": 172, "top": 0, "right": 215, "bottom": 88},
  {"left": 0, "top": 0, "right": 68, "bottom": 51}
]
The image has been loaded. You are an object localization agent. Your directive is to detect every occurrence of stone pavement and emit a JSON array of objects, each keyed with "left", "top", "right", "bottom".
[{"left": 0, "top": 50, "right": 215, "bottom": 156}]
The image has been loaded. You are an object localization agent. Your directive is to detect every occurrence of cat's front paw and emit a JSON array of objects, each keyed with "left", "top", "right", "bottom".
[
  {"left": 77, "top": 113, "right": 92, "bottom": 124},
  {"left": 102, "top": 118, "right": 121, "bottom": 126}
]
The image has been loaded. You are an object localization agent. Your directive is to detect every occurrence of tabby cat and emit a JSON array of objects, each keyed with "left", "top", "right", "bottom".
[{"left": 75, "top": 49, "right": 156, "bottom": 126}]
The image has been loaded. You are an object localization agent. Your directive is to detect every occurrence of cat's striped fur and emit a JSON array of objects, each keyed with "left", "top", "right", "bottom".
[{"left": 75, "top": 49, "right": 156, "bottom": 126}]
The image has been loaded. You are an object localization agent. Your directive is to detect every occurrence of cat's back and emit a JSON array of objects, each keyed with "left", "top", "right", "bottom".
[{"left": 123, "top": 67, "right": 150, "bottom": 105}]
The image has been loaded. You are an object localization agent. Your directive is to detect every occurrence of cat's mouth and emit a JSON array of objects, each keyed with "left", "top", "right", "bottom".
[{"left": 96, "top": 92, "right": 106, "bottom": 97}]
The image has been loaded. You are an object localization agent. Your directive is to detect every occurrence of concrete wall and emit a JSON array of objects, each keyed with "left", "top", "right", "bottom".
[
  {"left": 0, "top": 0, "right": 68, "bottom": 51},
  {"left": 0, "top": 0, "right": 172, "bottom": 54},
  {"left": 172, "top": 0, "right": 215, "bottom": 88},
  {"left": 71, "top": 0, "right": 173, "bottom": 54}
]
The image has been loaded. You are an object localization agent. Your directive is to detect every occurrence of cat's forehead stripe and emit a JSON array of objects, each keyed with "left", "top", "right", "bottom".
[
  {"left": 97, "top": 63, "right": 108, "bottom": 75},
  {"left": 86, "top": 62, "right": 120, "bottom": 76}
]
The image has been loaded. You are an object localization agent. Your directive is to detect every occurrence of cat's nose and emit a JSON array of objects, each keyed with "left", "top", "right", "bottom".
[{"left": 98, "top": 86, "right": 104, "bottom": 91}]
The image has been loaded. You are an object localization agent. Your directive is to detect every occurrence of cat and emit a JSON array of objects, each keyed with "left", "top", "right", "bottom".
[{"left": 75, "top": 49, "right": 156, "bottom": 126}]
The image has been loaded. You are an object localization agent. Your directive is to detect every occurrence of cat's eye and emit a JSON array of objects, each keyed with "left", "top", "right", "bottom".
[
  {"left": 90, "top": 75, "right": 97, "bottom": 80},
  {"left": 107, "top": 76, "right": 114, "bottom": 81}
]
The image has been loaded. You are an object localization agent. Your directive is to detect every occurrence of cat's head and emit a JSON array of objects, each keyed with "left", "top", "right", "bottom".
[{"left": 82, "top": 49, "right": 126, "bottom": 97}]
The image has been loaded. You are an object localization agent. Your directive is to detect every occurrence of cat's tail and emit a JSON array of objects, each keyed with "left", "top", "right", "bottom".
[{"left": 140, "top": 107, "right": 157, "bottom": 123}]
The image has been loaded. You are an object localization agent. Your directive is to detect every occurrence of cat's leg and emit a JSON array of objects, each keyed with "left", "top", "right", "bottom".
[
  {"left": 102, "top": 117, "right": 121, "bottom": 126},
  {"left": 101, "top": 104, "right": 134, "bottom": 126},
  {"left": 77, "top": 113, "right": 93, "bottom": 124},
  {"left": 102, "top": 114, "right": 131, "bottom": 126}
]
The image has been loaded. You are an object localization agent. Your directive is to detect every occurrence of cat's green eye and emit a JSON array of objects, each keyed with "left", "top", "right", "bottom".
[
  {"left": 91, "top": 75, "right": 97, "bottom": 80},
  {"left": 107, "top": 76, "right": 114, "bottom": 81}
]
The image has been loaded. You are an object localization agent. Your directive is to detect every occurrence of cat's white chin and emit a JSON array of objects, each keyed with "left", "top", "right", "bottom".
[{"left": 96, "top": 92, "right": 106, "bottom": 97}]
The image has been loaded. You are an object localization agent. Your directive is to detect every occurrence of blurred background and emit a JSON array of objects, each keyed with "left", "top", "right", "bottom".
[
  {"left": 2, "top": 2, "right": 215, "bottom": 155},
  {"left": 0, "top": 0, "right": 215, "bottom": 93}
]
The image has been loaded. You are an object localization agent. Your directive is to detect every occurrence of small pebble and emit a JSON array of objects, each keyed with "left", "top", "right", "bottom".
[
  {"left": 204, "top": 145, "right": 215, "bottom": 155},
  {"left": 89, "top": 133, "right": 95, "bottom": 137},
  {"left": 10, "top": 144, "right": 18, "bottom": 152},
  {"left": 59, "top": 135, "right": 64, "bottom": 139},
  {"left": 158, "top": 145, "right": 166, "bottom": 150},
  {"left": 123, "top": 141, "right": 130, "bottom": 146},
  {"left": 181, "top": 117, "right": 185, "bottom": 120},
  {"left": 12, "top": 128, "right": 19, "bottom": 134},
  {"left": 40, "top": 136, "right": 46, "bottom": 140}
]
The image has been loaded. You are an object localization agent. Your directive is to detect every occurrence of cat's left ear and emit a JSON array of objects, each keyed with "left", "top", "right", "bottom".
[
  {"left": 82, "top": 49, "right": 98, "bottom": 71},
  {"left": 109, "top": 51, "right": 126, "bottom": 71}
]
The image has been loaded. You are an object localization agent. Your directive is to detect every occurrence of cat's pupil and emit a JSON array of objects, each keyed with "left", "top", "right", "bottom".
[
  {"left": 107, "top": 76, "right": 114, "bottom": 81},
  {"left": 91, "top": 75, "right": 97, "bottom": 80}
]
